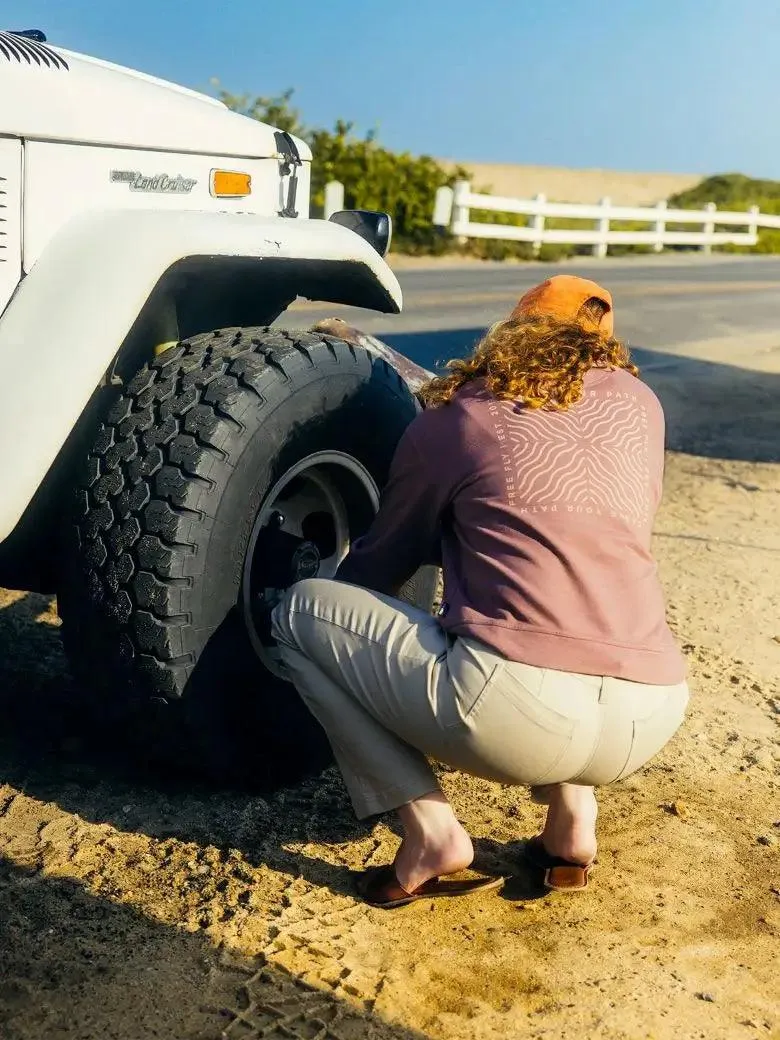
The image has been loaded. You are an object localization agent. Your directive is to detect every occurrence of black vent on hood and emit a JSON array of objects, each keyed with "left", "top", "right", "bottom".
[{"left": 0, "top": 30, "right": 68, "bottom": 70}]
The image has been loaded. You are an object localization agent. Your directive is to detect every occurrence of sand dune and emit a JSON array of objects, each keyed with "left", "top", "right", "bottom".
[{"left": 439, "top": 160, "right": 702, "bottom": 205}]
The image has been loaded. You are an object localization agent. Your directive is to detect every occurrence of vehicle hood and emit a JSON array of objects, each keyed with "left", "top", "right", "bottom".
[{"left": 0, "top": 31, "right": 311, "bottom": 161}]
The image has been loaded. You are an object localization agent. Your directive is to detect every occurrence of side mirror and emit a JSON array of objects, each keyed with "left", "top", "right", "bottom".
[{"left": 328, "top": 210, "right": 392, "bottom": 257}]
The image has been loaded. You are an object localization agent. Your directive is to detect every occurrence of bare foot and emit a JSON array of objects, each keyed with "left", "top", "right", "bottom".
[
  {"left": 394, "top": 791, "right": 474, "bottom": 892},
  {"left": 541, "top": 784, "right": 598, "bottom": 865}
]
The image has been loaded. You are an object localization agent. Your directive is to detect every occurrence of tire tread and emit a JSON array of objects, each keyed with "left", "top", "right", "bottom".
[{"left": 61, "top": 328, "right": 409, "bottom": 700}]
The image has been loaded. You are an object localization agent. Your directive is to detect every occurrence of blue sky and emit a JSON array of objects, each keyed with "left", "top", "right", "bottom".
[{"left": 3, "top": 0, "right": 779, "bottom": 176}]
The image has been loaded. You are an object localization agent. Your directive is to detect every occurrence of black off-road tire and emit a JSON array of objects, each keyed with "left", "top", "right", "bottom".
[{"left": 58, "top": 327, "right": 437, "bottom": 788}]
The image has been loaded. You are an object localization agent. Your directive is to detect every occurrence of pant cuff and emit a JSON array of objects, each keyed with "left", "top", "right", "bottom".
[{"left": 349, "top": 776, "right": 442, "bottom": 820}]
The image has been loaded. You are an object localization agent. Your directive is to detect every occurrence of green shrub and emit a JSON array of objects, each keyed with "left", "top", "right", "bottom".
[
  {"left": 538, "top": 242, "right": 577, "bottom": 262},
  {"left": 215, "top": 86, "right": 462, "bottom": 254},
  {"left": 669, "top": 173, "right": 780, "bottom": 209},
  {"left": 669, "top": 174, "right": 780, "bottom": 253}
]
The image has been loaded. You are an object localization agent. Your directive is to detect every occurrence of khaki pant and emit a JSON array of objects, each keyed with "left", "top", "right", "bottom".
[{"left": 271, "top": 579, "right": 689, "bottom": 820}]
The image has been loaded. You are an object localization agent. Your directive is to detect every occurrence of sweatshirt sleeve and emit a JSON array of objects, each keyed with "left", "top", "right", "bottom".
[{"left": 335, "top": 419, "right": 446, "bottom": 595}]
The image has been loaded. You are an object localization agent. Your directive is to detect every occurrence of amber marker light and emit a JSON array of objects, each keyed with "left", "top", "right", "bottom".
[{"left": 210, "top": 170, "right": 252, "bottom": 198}]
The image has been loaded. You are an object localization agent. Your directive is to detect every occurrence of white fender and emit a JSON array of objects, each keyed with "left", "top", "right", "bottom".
[{"left": 0, "top": 208, "right": 402, "bottom": 542}]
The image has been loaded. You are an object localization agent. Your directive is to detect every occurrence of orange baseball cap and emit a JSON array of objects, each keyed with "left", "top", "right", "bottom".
[{"left": 510, "top": 274, "right": 614, "bottom": 336}]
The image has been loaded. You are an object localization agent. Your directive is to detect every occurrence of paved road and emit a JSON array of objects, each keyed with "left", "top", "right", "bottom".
[{"left": 290, "top": 256, "right": 780, "bottom": 373}]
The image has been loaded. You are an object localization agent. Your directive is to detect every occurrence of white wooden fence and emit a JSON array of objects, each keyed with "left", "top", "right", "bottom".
[{"left": 431, "top": 180, "right": 780, "bottom": 257}]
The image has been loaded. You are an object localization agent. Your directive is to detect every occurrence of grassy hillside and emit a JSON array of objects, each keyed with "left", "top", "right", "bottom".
[
  {"left": 669, "top": 172, "right": 780, "bottom": 208},
  {"left": 670, "top": 174, "right": 780, "bottom": 253}
]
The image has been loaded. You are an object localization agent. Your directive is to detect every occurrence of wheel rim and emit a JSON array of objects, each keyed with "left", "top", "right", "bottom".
[{"left": 241, "top": 451, "right": 380, "bottom": 676}]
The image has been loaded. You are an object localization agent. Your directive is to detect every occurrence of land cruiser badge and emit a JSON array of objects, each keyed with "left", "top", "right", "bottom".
[{"left": 110, "top": 170, "right": 197, "bottom": 194}]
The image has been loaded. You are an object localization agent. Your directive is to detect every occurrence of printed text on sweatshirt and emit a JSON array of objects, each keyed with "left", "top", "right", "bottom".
[{"left": 337, "top": 368, "right": 685, "bottom": 684}]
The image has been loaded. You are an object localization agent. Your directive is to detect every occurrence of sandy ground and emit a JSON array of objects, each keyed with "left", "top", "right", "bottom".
[
  {"left": 436, "top": 162, "right": 701, "bottom": 205},
  {"left": 0, "top": 346, "right": 778, "bottom": 1039}
]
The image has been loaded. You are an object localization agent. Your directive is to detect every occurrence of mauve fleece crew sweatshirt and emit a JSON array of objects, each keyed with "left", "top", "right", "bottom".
[{"left": 337, "top": 368, "right": 685, "bottom": 685}]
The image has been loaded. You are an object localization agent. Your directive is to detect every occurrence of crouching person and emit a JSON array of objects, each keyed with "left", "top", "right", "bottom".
[{"left": 272, "top": 276, "right": 688, "bottom": 909}]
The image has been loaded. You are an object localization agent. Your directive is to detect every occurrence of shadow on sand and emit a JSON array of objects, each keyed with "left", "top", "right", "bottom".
[
  {"left": 0, "top": 594, "right": 532, "bottom": 901},
  {"left": 0, "top": 854, "right": 434, "bottom": 1040}
]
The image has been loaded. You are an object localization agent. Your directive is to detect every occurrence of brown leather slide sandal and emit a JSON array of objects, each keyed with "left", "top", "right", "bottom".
[
  {"left": 524, "top": 835, "right": 594, "bottom": 892},
  {"left": 356, "top": 865, "right": 504, "bottom": 909}
]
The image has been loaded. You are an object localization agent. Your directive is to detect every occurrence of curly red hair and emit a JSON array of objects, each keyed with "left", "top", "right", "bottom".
[{"left": 418, "top": 299, "right": 638, "bottom": 411}]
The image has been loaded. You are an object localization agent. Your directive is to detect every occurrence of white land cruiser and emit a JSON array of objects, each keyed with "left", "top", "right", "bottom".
[{"left": 0, "top": 29, "right": 435, "bottom": 784}]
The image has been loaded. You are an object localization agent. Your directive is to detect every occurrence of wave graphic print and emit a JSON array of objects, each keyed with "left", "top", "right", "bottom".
[{"left": 496, "top": 391, "right": 651, "bottom": 527}]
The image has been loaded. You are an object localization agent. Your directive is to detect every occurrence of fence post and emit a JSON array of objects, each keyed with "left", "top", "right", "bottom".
[
  {"left": 453, "top": 180, "right": 471, "bottom": 244},
  {"left": 702, "top": 201, "right": 716, "bottom": 253},
  {"left": 653, "top": 199, "right": 667, "bottom": 253},
  {"left": 530, "top": 193, "right": 546, "bottom": 255},
  {"left": 748, "top": 204, "right": 760, "bottom": 246},
  {"left": 324, "top": 180, "right": 345, "bottom": 219},
  {"left": 592, "top": 197, "right": 610, "bottom": 258},
  {"left": 432, "top": 185, "right": 454, "bottom": 228}
]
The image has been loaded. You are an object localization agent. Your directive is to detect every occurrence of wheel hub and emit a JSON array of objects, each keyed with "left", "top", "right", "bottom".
[
  {"left": 290, "top": 541, "right": 321, "bottom": 582},
  {"left": 241, "top": 452, "right": 379, "bottom": 677}
]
